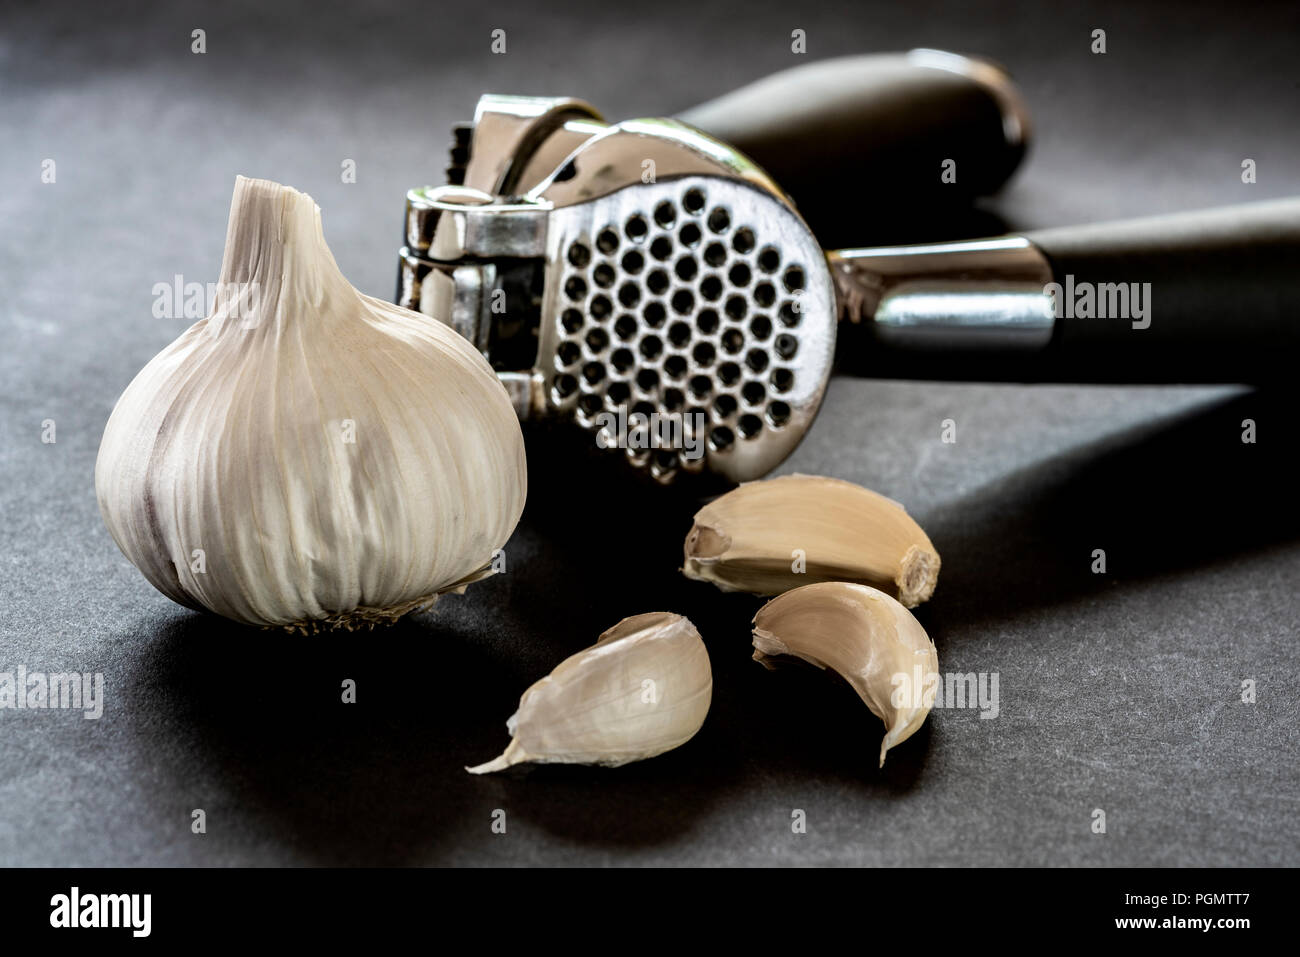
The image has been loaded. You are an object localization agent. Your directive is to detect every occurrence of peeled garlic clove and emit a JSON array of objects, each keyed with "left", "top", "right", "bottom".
[
  {"left": 751, "top": 581, "right": 938, "bottom": 767},
  {"left": 95, "top": 177, "right": 527, "bottom": 631},
  {"left": 682, "top": 473, "right": 940, "bottom": 607},
  {"left": 468, "top": 612, "right": 712, "bottom": 773}
]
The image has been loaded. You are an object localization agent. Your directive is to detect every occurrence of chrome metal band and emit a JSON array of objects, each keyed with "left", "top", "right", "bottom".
[{"left": 827, "top": 236, "right": 1057, "bottom": 350}]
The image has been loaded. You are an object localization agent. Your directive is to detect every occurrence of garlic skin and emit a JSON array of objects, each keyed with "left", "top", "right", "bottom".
[
  {"left": 96, "top": 177, "right": 526, "bottom": 630},
  {"left": 468, "top": 613, "right": 712, "bottom": 773},
  {"left": 683, "top": 473, "right": 940, "bottom": 608},
  {"left": 752, "top": 582, "right": 938, "bottom": 767}
]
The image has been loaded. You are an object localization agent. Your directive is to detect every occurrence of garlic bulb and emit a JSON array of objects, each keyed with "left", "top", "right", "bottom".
[
  {"left": 468, "top": 612, "right": 713, "bottom": 772},
  {"left": 96, "top": 176, "right": 526, "bottom": 631}
]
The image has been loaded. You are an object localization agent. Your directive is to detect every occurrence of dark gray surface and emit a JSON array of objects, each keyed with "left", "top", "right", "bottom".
[{"left": 2, "top": 0, "right": 1298, "bottom": 866}]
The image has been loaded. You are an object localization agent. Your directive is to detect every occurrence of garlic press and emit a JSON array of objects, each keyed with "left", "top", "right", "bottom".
[
  {"left": 396, "top": 52, "right": 1032, "bottom": 485},
  {"left": 398, "top": 59, "right": 1300, "bottom": 486}
]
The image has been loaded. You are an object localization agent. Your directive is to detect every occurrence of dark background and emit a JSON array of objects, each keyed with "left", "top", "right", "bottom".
[{"left": 2, "top": 0, "right": 1297, "bottom": 866}]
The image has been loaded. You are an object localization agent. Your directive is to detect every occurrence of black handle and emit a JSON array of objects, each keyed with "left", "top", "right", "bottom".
[
  {"left": 677, "top": 50, "right": 1029, "bottom": 247},
  {"left": 1027, "top": 198, "right": 1300, "bottom": 382}
]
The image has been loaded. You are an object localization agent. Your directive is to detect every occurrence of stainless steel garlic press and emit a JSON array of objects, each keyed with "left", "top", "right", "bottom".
[
  {"left": 395, "top": 53, "right": 1037, "bottom": 485},
  {"left": 398, "top": 75, "right": 1300, "bottom": 486}
]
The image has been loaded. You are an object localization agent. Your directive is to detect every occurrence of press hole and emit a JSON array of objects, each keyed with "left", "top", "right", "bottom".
[
  {"left": 675, "top": 257, "right": 698, "bottom": 281},
  {"left": 582, "top": 362, "right": 606, "bottom": 385},
  {"left": 607, "top": 381, "right": 631, "bottom": 404},
  {"left": 585, "top": 328, "right": 609, "bottom": 352},
  {"left": 663, "top": 387, "right": 685, "bottom": 411},
  {"left": 671, "top": 289, "right": 695, "bottom": 315},
  {"left": 611, "top": 348, "right": 635, "bottom": 372},
  {"left": 732, "top": 228, "right": 756, "bottom": 254},
  {"left": 679, "top": 222, "right": 702, "bottom": 247},
  {"left": 738, "top": 414, "right": 762, "bottom": 438},
  {"left": 696, "top": 309, "right": 719, "bottom": 334},
  {"left": 561, "top": 308, "right": 584, "bottom": 333},
  {"left": 725, "top": 295, "right": 748, "bottom": 320},
  {"left": 775, "top": 334, "right": 798, "bottom": 359},
  {"left": 721, "top": 329, "right": 744, "bottom": 354},
  {"left": 554, "top": 374, "right": 578, "bottom": 398},
  {"left": 639, "top": 335, "right": 663, "bottom": 360},
  {"left": 704, "top": 242, "right": 727, "bottom": 268},
  {"left": 779, "top": 301, "right": 801, "bottom": 327},
  {"left": 707, "top": 207, "right": 731, "bottom": 233},
  {"left": 668, "top": 321, "right": 692, "bottom": 347},
  {"left": 590, "top": 295, "right": 612, "bottom": 320},
  {"left": 568, "top": 243, "right": 591, "bottom": 268},
  {"left": 664, "top": 355, "right": 688, "bottom": 379},
  {"left": 783, "top": 266, "right": 806, "bottom": 292},
  {"left": 652, "top": 201, "right": 676, "bottom": 227},
  {"left": 700, "top": 275, "right": 723, "bottom": 301},
  {"left": 557, "top": 340, "right": 581, "bottom": 367},
  {"left": 749, "top": 315, "right": 772, "bottom": 340},
  {"left": 618, "top": 283, "right": 641, "bottom": 308},
  {"left": 647, "top": 270, "right": 670, "bottom": 295},
  {"left": 766, "top": 401, "right": 791, "bottom": 427},
  {"left": 692, "top": 341, "right": 716, "bottom": 366},
  {"left": 593, "top": 263, "right": 615, "bottom": 288},
  {"left": 615, "top": 314, "right": 638, "bottom": 340},
  {"left": 633, "top": 400, "right": 656, "bottom": 419},
  {"left": 746, "top": 349, "right": 769, "bottom": 373},
  {"left": 596, "top": 229, "right": 619, "bottom": 254},
  {"left": 653, "top": 449, "right": 677, "bottom": 472},
  {"left": 754, "top": 282, "right": 776, "bottom": 308},
  {"left": 636, "top": 368, "right": 660, "bottom": 392},
  {"left": 728, "top": 262, "right": 751, "bottom": 287},
  {"left": 709, "top": 426, "right": 734, "bottom": 451},
  {"left": 620, "top": 249, "right": 644, "bottom": 274},
  {"left": 742, "top": 380, "right": 766, "bottom": 405},
  {"left": 758, "top": 246, "right": 781, "bottom": 273},
  {"left": 643, "top": 301, "right": 666, "bottom": 326},
  {"left": 625, "top": 214, "right": 649, "bottom": 241},
  {"left": 683, "top": 188, "right": 706, "bottom": 214},
  {"left": 771, "top": 368, "right": 795, "bottom": 392},
  {"left": 713, "top": 394, "right": 738, "bottom": 418},
  {"left": 564, "top": 276, "right": 587, "bottom": 301},
  {"left": 578, "top": 393, "right": 603, "bottom": 417},
  {"left": 718, "top": 361, "right": 741, "bottom": 385},
  {"left": 689, "top": 375, "right": 712, "bottom": 398}
]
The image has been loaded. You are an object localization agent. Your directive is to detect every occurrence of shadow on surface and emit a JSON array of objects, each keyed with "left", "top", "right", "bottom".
[
  {"left": 924, "top": 387, "right": 1299, "bottom": 635},
  {"left": 125, "top": 610, "right": 513, "bottom": 865}
]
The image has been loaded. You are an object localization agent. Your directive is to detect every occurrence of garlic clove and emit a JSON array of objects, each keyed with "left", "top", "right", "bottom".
[
  {"left": 468, "top": 612, "right": 713, "bottom": 773},
  {"left": 682, "top": 473, "right": 940, "bottom": 607},
  {"left": 96, "top": 177, "right": 527, "bottom": 631},
  {"left": 751, "top": 581, "right": 939, "bottom": 767}
]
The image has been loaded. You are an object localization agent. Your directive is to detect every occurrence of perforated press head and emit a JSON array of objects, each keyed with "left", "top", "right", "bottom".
[{"left": 398, "top": 118, "right": 836, "bottom": 484}]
